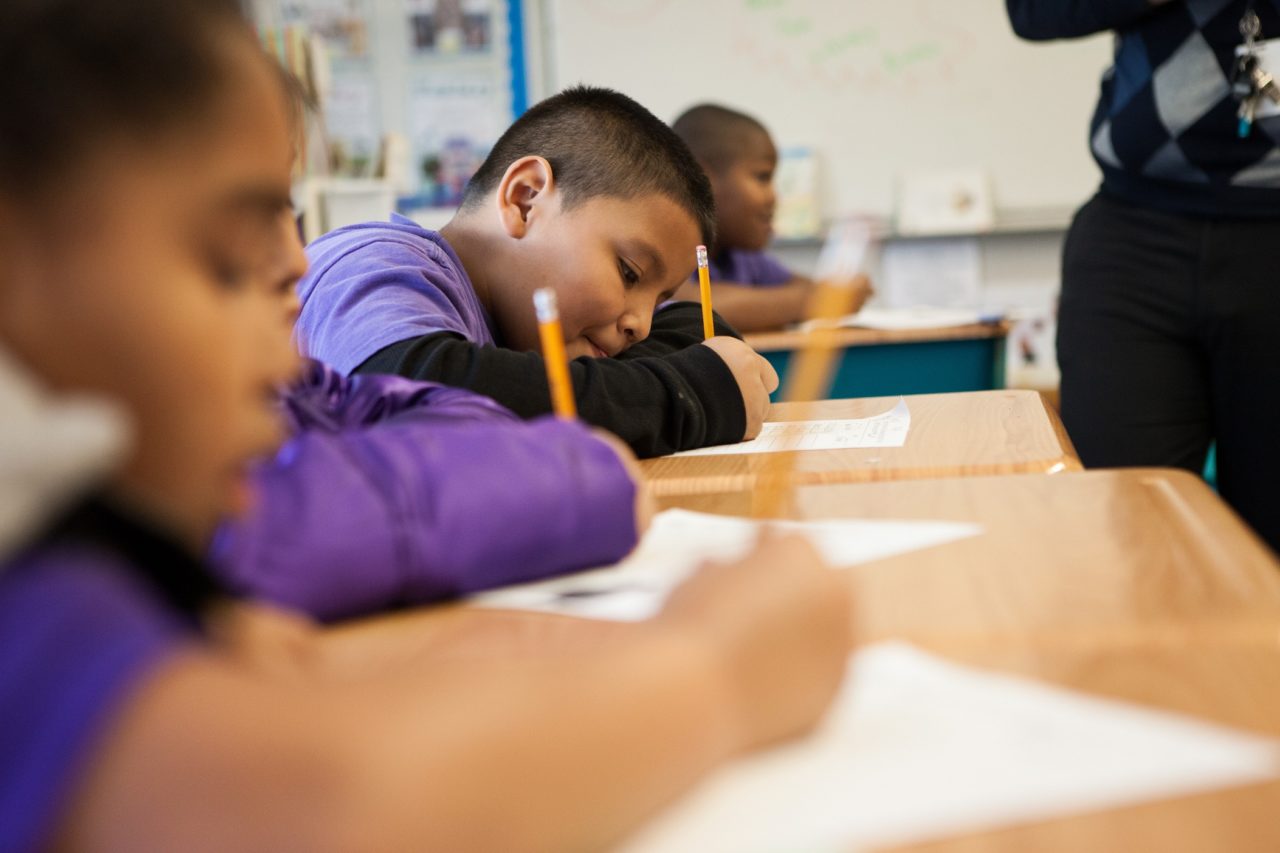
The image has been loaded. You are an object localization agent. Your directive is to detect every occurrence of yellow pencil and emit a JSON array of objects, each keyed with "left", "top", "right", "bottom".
[
  {"left": 533, "top": 288, "right": 578, "bottom": 419},
  {"left": 697, "top": 244, "right": 715, "bottom": 339},
  {"left": 753, "top": 220, "right": 873, "bottom": 519}
]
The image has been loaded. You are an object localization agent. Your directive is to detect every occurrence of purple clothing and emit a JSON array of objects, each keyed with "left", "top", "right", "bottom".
[
  {"left": 706, "top": 248, "right": 793, "bottom": 287},
  {"left": 296, "top": 214, "right": 495, "bottom": 374},
  {"left": 0, "top": 550, "right": 188, "bottom": 851},
  {"left": 210, "top": 362, "right": 638, "bottom": 621}
]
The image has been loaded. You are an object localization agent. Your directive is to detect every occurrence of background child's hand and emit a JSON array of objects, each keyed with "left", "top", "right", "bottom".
[
  {"left": 700, "top": 336, "right": 779, "bottom": 440},
  {"left": 591, "top": 428, "right": 657, "bottom": 537},
  {"left": 848, "top": 273, "right": 875, "bottom": 315},
  {"left": 657, "top": 531, "right": 853, "bottom": 754}
]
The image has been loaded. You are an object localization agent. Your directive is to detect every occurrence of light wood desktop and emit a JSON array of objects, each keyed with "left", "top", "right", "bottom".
[
  {"left": 640, "top": 390, "right": 1081, "bottom": 497},
  {"left": 325, "top": 468, "right": 1280, "bottom": 851},
  {"left": 664, "top": 469, "right": 1280, "bottom": 852}
]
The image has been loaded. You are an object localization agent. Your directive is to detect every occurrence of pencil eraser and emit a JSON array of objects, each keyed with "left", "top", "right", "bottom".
[
  {"left": 533, "top": 287, "right": 559, "bottom": 322},
  {"left": 696, "top": 245, "right": 708, "bottom": 267}
]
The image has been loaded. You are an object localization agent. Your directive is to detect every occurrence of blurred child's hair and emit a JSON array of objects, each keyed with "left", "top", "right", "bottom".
[
  {"left": 671, "top": 104, "right": 770, "bottom": 174},
  {"left": 461, "top": 85, "right": 717, "bottom": 246},
  {"left": 0, "top": 0, "right": 249, "bottom": 198}
]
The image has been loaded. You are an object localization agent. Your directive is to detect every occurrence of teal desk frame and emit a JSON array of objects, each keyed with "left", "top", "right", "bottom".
[{"left": 749, "top": 325, "right": 1009, "bottom": 401}]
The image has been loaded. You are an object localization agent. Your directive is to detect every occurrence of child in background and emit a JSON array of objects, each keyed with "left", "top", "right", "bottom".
[
  {"left": 672, "top": 103, "right": 872, "bottom": 332},
  {"left": 0, "top": 3, "right": 852, "bottom": 851},
  {"left": 296, "top": 86, "right": 779, "bottom": 458}
]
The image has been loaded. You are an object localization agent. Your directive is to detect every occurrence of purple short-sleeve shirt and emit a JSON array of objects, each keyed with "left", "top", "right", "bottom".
[
  {"left": 0, "top": 551, "right": 188, "bottom": 850},
  {"left": 296, "top": 215, "right": 496, "bottom": 374},
  {"left": 706, "top": 248, "right": 793, "bottom": 288}
]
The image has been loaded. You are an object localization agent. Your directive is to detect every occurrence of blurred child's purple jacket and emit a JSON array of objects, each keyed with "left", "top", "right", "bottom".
[{"left": 209, "top": 360, "right": 638, "bottom": 621}]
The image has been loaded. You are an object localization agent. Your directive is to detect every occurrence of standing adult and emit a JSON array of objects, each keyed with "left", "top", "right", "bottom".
[{"left": 1009, "top": 1, "right": 1280, "bottom": 553}]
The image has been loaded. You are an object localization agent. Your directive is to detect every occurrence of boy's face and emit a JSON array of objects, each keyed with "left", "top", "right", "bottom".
[
  {"left": 709, "top": 128, "right": 778, "bottom": 253},
  {"left": 496, "top": 192, "right": 701, "bottom": 359},
  {"left": 0, "top": 38, "right": 303, "bottom": 545}
]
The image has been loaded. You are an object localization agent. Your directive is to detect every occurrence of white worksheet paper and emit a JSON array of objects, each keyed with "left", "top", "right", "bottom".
[
  {"left": 471, "top": 509, "right": 980, "bottom": 622},
  {"left": 799, "top": 306, "right": 1004, "bottom": 333},
  {"left": 622, "top": 643, "right": 1280, "bottom": 853},
  {"left": 669, "top": 398, "right": 910, "bottom": 458}
]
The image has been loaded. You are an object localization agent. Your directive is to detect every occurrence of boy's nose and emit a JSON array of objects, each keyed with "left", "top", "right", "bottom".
[{"left": 619, "top": 304, "right": 653, "bottom": 344}]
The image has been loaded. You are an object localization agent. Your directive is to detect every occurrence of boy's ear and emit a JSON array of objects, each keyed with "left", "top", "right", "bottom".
[{"left": 496, "top": 155, "right": 555, "bottom": 239}]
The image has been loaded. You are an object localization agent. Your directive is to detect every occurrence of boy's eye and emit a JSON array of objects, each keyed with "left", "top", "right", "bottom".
[
  {"left": 619, "top": 259, "right": 640, "bottom": 286},
  {"left": 755, "top": 171, "right": 774, "bottom": 184}
]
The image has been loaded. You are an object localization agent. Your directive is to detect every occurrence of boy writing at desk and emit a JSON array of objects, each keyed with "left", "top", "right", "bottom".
[
  {"left": 672, "top": 103, "right": 872, "bottom": 332},
  {"left": 296, "top": 87, "right": 778, "bottom": 458}
]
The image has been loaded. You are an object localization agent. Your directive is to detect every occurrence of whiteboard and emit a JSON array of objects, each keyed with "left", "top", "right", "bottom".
[{"left": 545, "top": 0, "right": 1115, "bottom": 220}]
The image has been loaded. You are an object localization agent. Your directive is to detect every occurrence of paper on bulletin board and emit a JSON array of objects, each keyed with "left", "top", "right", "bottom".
[
  {"left": 406, "top": 0, "right": 495, "bottom": 55},
  {"left": 280, "top": 0, "right": 371, "bottom": 61},
  {"left": 323, "top": 73, "right": 381, "bottom": 168},
  {"left": 407, "top": 71, "right": 503, "bottom": 205}
]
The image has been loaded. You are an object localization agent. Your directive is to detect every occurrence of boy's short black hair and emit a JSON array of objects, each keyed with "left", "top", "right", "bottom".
[
  {"left": 0, "top": 0, "right": 248, "bottom": 198},
  {"left": 671, "top": 104, "right": 770, "bottom": 174},
  {"left": 462, "top": 85, "right": 717, "bottom": 247}
]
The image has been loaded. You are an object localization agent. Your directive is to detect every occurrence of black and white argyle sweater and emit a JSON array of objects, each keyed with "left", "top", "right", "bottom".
[{"left": 1009, "top": 0, "right": 1280, "bottom": 217}]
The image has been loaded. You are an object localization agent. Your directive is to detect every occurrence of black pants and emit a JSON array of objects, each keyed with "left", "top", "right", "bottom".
[{"left": 1058, "top": 192, "right": 1280, "bottom": 554}]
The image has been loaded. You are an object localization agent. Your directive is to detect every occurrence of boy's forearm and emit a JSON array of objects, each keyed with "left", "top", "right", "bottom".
[
  {"left": 62, "top": 629, "right": 741, "bottom": 853},
  {"left": 619, "top": 301, "right": 743, "bottom": 359},
  {"left": 354, "top": 332, "right": 746, "bottom": 457},
  {"left": 332, "top": 627, "right": 741, "bottom": 852}
]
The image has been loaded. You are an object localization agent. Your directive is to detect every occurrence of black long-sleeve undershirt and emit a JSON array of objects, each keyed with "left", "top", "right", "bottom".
[{"left": 354, "top": 302, "right": 747, "bottom": 458}]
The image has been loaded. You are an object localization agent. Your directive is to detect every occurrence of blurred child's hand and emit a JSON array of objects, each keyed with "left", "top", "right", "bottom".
[
  {"left": 700, "top": 336, "right": 779, "bottom": 440},
  {"left": 591, "top": 428, "right": 656, "bottom": 537},
  {"left": 657, "top": 531, "right": 852, "bottom": 754}
]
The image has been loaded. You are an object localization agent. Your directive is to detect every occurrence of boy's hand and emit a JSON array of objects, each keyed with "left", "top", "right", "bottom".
[
  {"left": 590, "top": 428, "right": 656, "bottom": 537},
  {"left": 700, "top": 336, "right": 779, "bottom": 440},
  {"left": 658, "top": 531, "right": 853, "bottom": 753}
]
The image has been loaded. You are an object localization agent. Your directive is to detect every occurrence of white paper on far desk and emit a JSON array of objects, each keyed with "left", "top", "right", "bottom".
[
  {"left": 798, "top": 306, "right": 1003, "bottom": 333},
  {"left": 470, "top": 509, "right": 980, "bottom": 622},
  {"left": 622, "top": 643, "right": 1280, "bottom": 853},
  {"left": 669, "top": 398, "right": 910, "bottom": 458}
]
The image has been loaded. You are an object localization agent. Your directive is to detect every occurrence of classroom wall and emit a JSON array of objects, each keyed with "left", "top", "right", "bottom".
[
  {"left": 536, "top": 1, "right": 1114, "bottom": 388},
  {"left": 540, "top": 0, "right": 1113, "bottom": 220}
]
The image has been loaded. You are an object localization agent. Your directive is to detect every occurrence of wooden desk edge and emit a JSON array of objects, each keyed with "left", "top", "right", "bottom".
[
  {"left": 746, "top": 320, "right": 1012, "bottom": 353},
  {"left": 1036, "top": 391, "right": 1083, "bottom": 472}
]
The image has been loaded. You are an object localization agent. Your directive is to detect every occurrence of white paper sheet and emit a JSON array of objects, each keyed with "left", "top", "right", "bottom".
[
  {"left": 669, "top": 398, "right": 910, "bottom": 458},
  {"left": 799, "top": 306, "right": 1004, "bottom": 333},
  {"left": 622, "top": 643, "right": 1280, "bottom": 853},
  {"left": 471, "top": 509, "right": 980, "bottom": 622}
]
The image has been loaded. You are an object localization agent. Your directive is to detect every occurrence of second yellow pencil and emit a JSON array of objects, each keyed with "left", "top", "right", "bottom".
[{"left": 533, "top": 287, "right": 578, "bottom": 419}]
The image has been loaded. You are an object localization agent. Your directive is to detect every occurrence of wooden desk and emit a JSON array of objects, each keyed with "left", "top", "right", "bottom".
[
  {"left": 328, "top": 469, "right": 1280, "bottom": 851},
  {"left": 663, "top": 469, "right": 1280, "bottom": 646},
  {"left": 746, "top": 322, "right": 1010, "bottom": 400},
  {"left": 641, "top": 390, "right": 1081, "bottom": 497},
  {"left": 666, "top": 469, "right": 1280, "bottom": 852}
]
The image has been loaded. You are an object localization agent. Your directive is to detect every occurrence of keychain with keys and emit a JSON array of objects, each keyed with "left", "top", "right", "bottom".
[{"left": 1237, "top": 8, "right": 1266, "bottom": 137}]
